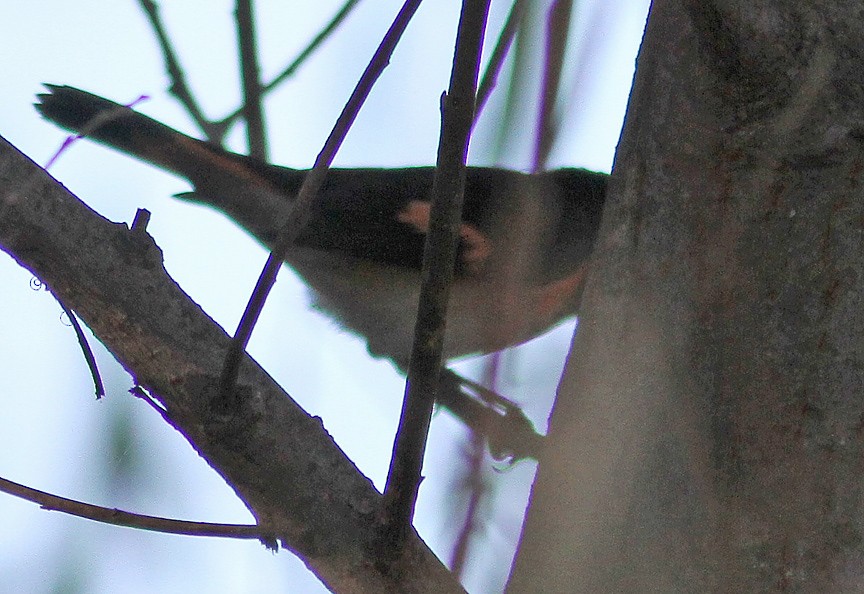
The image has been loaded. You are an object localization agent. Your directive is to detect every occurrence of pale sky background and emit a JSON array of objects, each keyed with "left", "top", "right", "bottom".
[{"left": 0, "top": 1, "right": 650, "bottom": 592}]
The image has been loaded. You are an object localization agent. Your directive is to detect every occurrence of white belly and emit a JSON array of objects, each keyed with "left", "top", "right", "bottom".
[{"left": 286, "top": 247, "right": 583, "bottom": 368}]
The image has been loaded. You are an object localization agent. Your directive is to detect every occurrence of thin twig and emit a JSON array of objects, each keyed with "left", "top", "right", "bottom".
[
  {"left": 450, "top": 432, "right": 488, "bottom": 576},
  {"left": 557, "top": 2, "right": 605, "bottom": 136},
  {"left": 452, "top": 10, "right": 534, "bottom": 564},
  {"left": 235, "top": 0, "right": 268, "bottom": 159},
  {"left": 449, "top": 357, "right": 499, "bottom": 577},
  {"left": 450, "top": 349, "right": 502, "bottom": 576},
  {"left": 140, "top": 1, "right": 361, "bottom": 145},
  {"left": 218, "top": 0, "right": 425, "bottom": 406},
  {"left": 219, "top": 0, "right": 362, "bottom": 130},
  {"left": 380, "top": 0, "right": 492, "bottom": 551},
  {"left": 57, "top": 298, "right": 105, "bottom": 399},
  {"left": 486, "top": 4, "right": 534, "bottom": 164},
  {"left": 32, "top": 278, "right": 105, "bottom": 399},
  {"left": 532, "top": 0, "right": 573, "bottom": 169},
  {"left": 0, "top": 475, "right": 265, "bottom": 540},
  {"left": 451, "top": 1, "right": 575, "bottom": 572},
  {"left": 263, "top": 0, "right": 360, "bottom": 94},
  {"left": 473, "top": 0, "right": 527, "bottom": 125},
  {"left": 137, "top": 0, "right": 225, "bottom": 142}
]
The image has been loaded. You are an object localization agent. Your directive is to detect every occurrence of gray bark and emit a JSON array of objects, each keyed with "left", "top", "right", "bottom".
[
  {"left": 0, "top": 137, "right": 463, "bottom": 594},
  {"left": 509, "top": 1, "right": 864, "bottom": 591}
]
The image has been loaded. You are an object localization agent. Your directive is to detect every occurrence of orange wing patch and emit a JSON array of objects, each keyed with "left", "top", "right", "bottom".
[
  {"left": 396, "top": 200, "right": 492, "bottom": 272},
  {"left": 395, "top": 200, "right": 431, "bottom": 230}
]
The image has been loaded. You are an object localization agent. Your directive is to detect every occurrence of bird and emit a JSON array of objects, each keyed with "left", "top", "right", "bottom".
[
  {"left": 36, "top": 85, "right": 607, "bottom": 365},
  {"left": 36, "top": 85, "right": 608, "bottom": 457}
]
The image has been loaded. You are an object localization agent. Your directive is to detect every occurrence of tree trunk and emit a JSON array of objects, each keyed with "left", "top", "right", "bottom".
[{"left": 509, "top": 1, "right": 864, "bottom": 591}]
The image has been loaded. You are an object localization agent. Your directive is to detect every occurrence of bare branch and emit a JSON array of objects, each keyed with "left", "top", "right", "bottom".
[
  {"left": 0, "top": 475, "right": 266, "bottom": 541},
  {"left": 474, "top": 0, "right": 527, "bottom": 124},
  {"left": 533, "top": 0, "right": 572, "bottom": 170},
  {"left": 235, "top": 0, "right": 268, "bottom": 159},
  {"left": 136, "top": 0, "right": 226, "bottom": 142},
  {"left": 448, "top": 424, "right": 490, "bottom": 578},
  {"left": 381, "top": 0, "right": 492, "bottom": 551},
  {"left": 56, "top": 295, "right": 105, "bottom": 398},
  {"left": 449, "top": 354, "right": 502, "bottom": 576},
  {"left": 219, "top": 0, "right": 363, "bottom": 131},
  {"left": 0, "top": 135, "right": 462, "bottom": 593},
  {"left": 218, "top": 0, "right": 424, "bottom": 406}
]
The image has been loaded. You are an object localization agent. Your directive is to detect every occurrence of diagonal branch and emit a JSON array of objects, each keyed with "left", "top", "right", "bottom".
[
  {"left": 219, "top": 0, "right": 363, "bottom": 130},
  {"left": 473, "top": 0, "right": 527, "bottom": 125},
  {"left": 0, "top": 135, "right": 462, "bottom": 593},
  {"left": 218, "top": 0, "right": 424, "bottom": 405},
  {"left": 55, "top": 293, "right": 105, "bottom": 398},
  {"left": 137, "top": 0, "right": 225, "bottom": 142},
  {"left": 140, "top": 0, "right": 363, "bottom": 147}
]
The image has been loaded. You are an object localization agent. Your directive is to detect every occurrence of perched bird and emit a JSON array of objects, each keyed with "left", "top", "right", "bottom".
[
  {"left": 37, "top": 85, "right": 607, "bottom": 366},
  {"left": 36, "top": 85, "right": 608, "bottom": 457}
]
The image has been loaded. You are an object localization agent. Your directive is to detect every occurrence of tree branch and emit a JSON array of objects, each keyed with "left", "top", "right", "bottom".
[
  {"left": 219, "top": 0, "right": 362, "bottom": 131},
  {"left": 0, "top": 475, "right": 265, "bottom": 541},
  {"left": 137, "top": 0, "right": 224, "bottom": 142},
  {"left": 532, "top": 0, "right": 572, "bottom": 169},
  {"left": 219, "top": 0, "right": 424, "bottom": 406},
  {"left": 0, "top": 135, "right": 462, "bottom": 593},
  {"left": 55, "top": 292, "right": 105, "bottom": 398},
  {"left": 381, "top": 0, "right": 491, "bottom": 550},
  {"left": 235, "top": 0, "right": 268, "bottom": 159},
  {"left": 474, "top": 0, "right": 527, "bottom": 125}
]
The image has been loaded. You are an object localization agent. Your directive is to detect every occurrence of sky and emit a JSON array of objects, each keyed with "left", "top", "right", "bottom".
[{"left": 0, "top": 1, "right": 650, "bottom": 592}]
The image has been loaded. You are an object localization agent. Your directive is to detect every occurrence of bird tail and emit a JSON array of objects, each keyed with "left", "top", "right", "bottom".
[{"left": 36, "top": 84, "right": 301, "bottom": 243}]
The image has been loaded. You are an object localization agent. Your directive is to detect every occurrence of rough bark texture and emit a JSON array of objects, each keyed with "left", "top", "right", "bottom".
[
  {"left": 510, "top": 1, "right": 864, "bottom": 591},
  {"left": 0, "top": 137, "right": 463, "bottom": 594}
]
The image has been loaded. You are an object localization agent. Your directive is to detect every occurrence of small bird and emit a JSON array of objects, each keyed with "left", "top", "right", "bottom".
[
  {"left": 36, "top": 86, "right": 607, "bottom": 457},
  {"left": 36, "top": 85, "right": 607, "bottom": 370}
]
